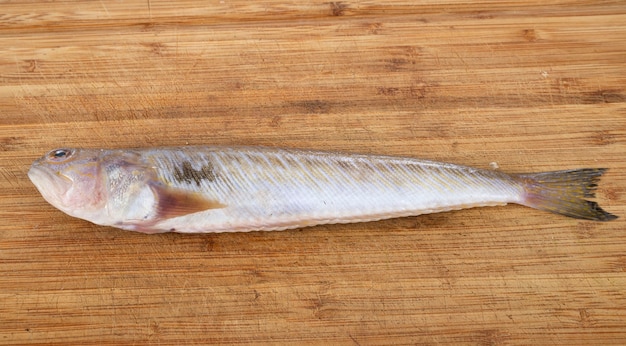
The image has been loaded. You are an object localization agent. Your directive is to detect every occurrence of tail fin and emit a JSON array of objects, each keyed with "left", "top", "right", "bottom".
[{"left": 514, "top": 168, "right": 617, "bottom": 221}]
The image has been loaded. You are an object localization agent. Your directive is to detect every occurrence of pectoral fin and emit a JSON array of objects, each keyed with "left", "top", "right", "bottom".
[{"left": 150, "top": 183, "right": 226, "bottom": 219}]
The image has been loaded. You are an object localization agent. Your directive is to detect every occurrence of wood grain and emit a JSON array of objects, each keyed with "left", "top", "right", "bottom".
[{"left": 1, "top": 0, "right": 625, "bottom": 344}]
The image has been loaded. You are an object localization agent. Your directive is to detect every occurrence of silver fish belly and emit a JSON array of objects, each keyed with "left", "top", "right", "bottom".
[{"left": 28, "top": 146, "right": 617, "bottom": 233}]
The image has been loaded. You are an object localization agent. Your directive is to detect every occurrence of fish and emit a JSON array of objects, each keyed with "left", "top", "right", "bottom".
[{"left": 28, "top": 146, "right": 617, "bottom": 234}]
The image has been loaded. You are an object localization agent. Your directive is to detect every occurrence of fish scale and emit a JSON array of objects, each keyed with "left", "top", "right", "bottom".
[{"left": 140, "top": 147, "right": 520, "bottom": 232}]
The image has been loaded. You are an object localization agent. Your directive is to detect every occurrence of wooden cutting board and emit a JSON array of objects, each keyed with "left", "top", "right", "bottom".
[{"left": 1, "top": 1, "right": 625, "bottom": 344}]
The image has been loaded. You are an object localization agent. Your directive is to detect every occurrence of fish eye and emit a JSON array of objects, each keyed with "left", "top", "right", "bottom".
[{"left": 46, "top": 148, "right": 74, "bottom": 162}]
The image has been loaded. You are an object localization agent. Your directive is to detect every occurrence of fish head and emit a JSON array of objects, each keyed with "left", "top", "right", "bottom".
[{"left": 29, "top": 148, "right": 108, "bottom": 222}]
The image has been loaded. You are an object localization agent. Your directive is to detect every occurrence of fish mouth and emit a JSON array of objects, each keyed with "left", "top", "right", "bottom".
[{"left": 28, "top": 163, "right": 73, "bottom": 207}]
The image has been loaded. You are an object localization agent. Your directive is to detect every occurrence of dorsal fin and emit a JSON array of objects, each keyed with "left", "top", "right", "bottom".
[{"left": 150, "top": 183, "right": 225, "bottom": 219}]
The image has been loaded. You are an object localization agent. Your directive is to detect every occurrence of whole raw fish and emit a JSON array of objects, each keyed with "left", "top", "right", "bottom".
[{"left": 28, "top": 146, "right": 617, "bottom": 233}]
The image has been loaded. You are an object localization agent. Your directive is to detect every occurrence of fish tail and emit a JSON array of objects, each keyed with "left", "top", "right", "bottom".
[{"left": 514, "top": 168, "right": 617, "bottom": 221}]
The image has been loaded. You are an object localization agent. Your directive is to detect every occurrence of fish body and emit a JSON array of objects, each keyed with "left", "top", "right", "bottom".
[{"left": 28, "top": 146, "right": 617, "bottom": 233}]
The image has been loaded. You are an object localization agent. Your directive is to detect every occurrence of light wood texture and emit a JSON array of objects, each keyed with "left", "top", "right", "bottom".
[{"left": 1, "top": 1, "right": 625, "bottom": 344}]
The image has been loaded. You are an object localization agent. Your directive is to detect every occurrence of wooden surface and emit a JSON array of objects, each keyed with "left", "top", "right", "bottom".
[{"left": 1, "top": 1, "right": 625, "bottom": 344}]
